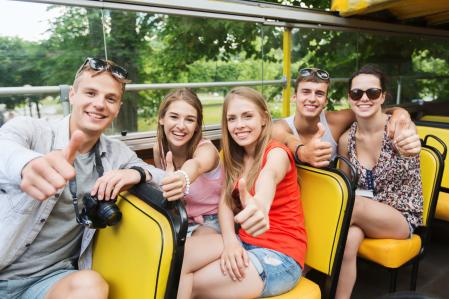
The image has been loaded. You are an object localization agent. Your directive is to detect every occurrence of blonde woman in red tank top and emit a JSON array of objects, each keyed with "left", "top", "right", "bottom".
[{"left": 177, "top": 87, "right": 307, "bottom": 299}]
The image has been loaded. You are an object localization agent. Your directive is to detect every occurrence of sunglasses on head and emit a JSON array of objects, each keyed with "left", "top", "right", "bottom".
[
  {"left": 77, "top": 57, "right": 128, "bottom": 81},
  {"left": 299, "top": 68, "right": 330, "bottom": 81},
  {"left": 349, "top": 88, "right": 383, "bottom": 101}
]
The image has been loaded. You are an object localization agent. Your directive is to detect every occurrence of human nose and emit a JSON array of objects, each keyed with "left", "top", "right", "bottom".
[
  {"left": 92, "top": 97, "right": 106, "bottom": 109},
  {"left": 176, "top": 118, "right": 187, "bottom": 129},
  {"left": 236, "top": 117, "right": 245, "bottom": 128},
  {"left": 359, "top": 92, "right": 370, "bottom": 102}
]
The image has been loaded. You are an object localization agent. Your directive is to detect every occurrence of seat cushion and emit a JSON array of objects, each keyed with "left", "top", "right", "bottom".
[
  {"left": 265, "top": 276, "right": 321, "bottom": 299},
  {"left": 358, "top": 234, "right": 422, "bottom": 268},
  {"left": 435, "top": 192, "right": 449, "bottom": 221}
]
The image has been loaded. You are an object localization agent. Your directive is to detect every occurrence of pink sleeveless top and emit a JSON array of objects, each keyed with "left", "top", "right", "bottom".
[{"left": 183, "top": 140, "right": 224, "bottom": 224}]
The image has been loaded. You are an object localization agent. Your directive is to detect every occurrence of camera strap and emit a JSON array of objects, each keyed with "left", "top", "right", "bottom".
[{"left": 69, "top": 141, "right": 104, "bottom": 225}]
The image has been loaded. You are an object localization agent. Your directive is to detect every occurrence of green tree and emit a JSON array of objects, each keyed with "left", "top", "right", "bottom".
[{"left": 0, "top": 37, "right": 45, "bottom": 109}]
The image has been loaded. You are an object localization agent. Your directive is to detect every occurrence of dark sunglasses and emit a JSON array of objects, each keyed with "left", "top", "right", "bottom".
[
  {"left": 77, "top": 57, "right": 128, "bottom": 81},
  {"left": 349, "top": 88, "right": 383, "bottom": 101},
  {"left": 299, "top": 68, "right": 330, "bottom": 81}
]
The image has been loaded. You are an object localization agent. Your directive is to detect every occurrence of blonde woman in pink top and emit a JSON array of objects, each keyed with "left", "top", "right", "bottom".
[{"left": 154, "top": 88, "right": 224, "bottom": 236}]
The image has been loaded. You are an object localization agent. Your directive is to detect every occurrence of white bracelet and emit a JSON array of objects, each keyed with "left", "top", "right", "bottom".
[{"left": 175, "top": 170, "right": 190, "bottom": 195}]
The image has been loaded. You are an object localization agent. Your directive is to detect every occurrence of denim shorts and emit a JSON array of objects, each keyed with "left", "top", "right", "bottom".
[
  {"left": 187, "top": 214, "right": 221, "bottom": 237},
  {"left": 241, "top": 241, "right": 302, "bottom": 297},
  {"left": 0, "top": 268, "right": 76, "bottom": 299}
]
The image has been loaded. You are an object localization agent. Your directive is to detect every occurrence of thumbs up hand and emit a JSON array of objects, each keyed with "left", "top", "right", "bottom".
[
  {"left": 165, "top": 150, "right": 176, "bottom": 174},
  {"left": 20, "top": 130, "right": 85, "bottom": 201},
  {"left": 298, "top": 122, "right": 332, "bottom": 168},
  {"left": 234, "top": 178, "right": 269, "bottom": 237},
  {"left": 161, "top": 151, "right": 186, "bottom": 201},
  {"left": 387, "top": 108, "right": 411, "bottom": 140},
  {"left": 393, "top": 125, "right": 421, "bottom": 157}
]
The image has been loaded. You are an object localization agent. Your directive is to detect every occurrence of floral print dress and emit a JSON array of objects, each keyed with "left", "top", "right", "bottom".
[{"left": 347, "top": 118, "right": 423, "bottom": 230}]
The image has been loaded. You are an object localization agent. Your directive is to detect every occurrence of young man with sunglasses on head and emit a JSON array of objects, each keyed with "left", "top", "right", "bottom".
[
  {"left": 0, "top": 58, "right": 165, "bottom": 299},
  {"left": 272, "top": 68, "right": 421, "bottom": 168}
]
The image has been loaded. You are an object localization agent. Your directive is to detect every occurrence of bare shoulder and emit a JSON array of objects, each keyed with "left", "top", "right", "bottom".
[
  {"left": 193, "top": 140, "right": 219, "bottom": 164},
  {"left": 338, "top": 129, "right": 350, "bottom": 155},
  {"left": 272, "top": 119, "right": 293, "bottom": 142},
  {"left": 265, "top": 146, "right": 290, "bottom": 174},
  {"left": 195, "top": 140, "right": 219, "bottom": 155},
  {"left": 326, "top": 109, "right": 355, "bottom": 140}
]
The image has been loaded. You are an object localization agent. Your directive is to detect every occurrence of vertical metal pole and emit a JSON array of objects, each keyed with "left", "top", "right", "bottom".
[
  {"left": 282, "top": 27, "right": 292, "bottom": 117},
  {"left": 59, "top": 85, "right": 71, "bottom": 116},
  {"left": 396, "top": 78, "right": 402, "bottom": 105}
]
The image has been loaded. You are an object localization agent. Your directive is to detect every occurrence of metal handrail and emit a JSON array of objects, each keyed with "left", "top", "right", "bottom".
[
  {"left": 2, "top": 74, "right": 447, "bottom": 98},
  {"left": 0, "top": 79, "right": 285, "bottom": 98}
]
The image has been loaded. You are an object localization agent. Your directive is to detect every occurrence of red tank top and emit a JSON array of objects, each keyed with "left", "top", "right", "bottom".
[{"left": 238, "top": 141, "right": 307, "bottom": 267}]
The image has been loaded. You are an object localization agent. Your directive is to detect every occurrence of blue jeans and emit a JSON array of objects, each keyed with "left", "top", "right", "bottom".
[
  {"left": 187, "top": 214, "right": 221, "bottom": 237},
  {"left": 0, "top": 268, "right": 76, "bottom": 299},
  {"left": 241, "top": 242, "right": 302, "bottom": 297}
]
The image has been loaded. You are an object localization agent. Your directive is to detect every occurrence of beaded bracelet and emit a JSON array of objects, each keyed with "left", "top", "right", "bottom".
[{"left": 175, "top": 170, "right": 190, "bottom": 195}]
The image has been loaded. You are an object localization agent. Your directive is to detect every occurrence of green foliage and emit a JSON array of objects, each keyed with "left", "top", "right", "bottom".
[
  {"left": 0, "top": 37, "right": 45, "bottom": 108},
  {"left": 1, "top": 0, "right": 449, "bottom": 129}
]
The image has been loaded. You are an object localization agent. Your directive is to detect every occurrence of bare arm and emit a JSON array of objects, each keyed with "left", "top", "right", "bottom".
[
  {"left": 272, "top": 119, "right": 332, "bottom": 168},
  {"left": 161, "top": 142, "right": 219, "bottom": 200},
  {"left": 383, "top": 106, "right": 412, "bottom": 138},
  {"left": 337, "top": 130, "right": 351, "bottom": 177},
  {"left": 234, "top": 148, "right": 290, "bottom": 236},
  {"left": 181, "top": 142, "right": 219, "bottom": 183},
  {"left": 272, "top": 120, "right": 304, "bottom": 155},
  {"left": 219, "top": 190, "right": 250, "bottom": 281},
  {"left": 326, "top": 109, "right": 356, "bottom": 141}
]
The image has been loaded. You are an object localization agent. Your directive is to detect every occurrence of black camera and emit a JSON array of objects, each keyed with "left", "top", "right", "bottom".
[{"left": 78, "top": 194, "right": 122, "bottom": 229}]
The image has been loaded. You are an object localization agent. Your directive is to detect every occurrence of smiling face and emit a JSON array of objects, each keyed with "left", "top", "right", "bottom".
[
  {"left": 159, "top": 100, "right": 198, "bottom": 149},
  {"left": 295, "top": 81, "right": 329, "bottom": 119},
  {"left": 69, "top": 70, "right": 122, "bottom": 138},
  {"left": 349, "top": 74, "right": 385, "bottom": 119},
  {"left": 226, "top": 95, "right": 267, "bottom": 153}
]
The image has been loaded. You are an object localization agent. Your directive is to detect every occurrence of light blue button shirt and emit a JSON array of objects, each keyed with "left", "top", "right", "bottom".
[{"left": 0, "top": 115, "right": 164, "bottom": 271}]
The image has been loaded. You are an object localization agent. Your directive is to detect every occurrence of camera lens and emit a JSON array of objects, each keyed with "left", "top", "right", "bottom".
[{"left": 97, "top": 202, "right": 122, "bottom": 226}]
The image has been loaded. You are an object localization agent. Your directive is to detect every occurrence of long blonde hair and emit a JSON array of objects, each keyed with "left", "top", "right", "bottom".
[
  {"left": 221, "top": 87, "right": 272, "bottom": 211},
  {"left": 156, "top": 88, "right": 203, "bottom": 169}
]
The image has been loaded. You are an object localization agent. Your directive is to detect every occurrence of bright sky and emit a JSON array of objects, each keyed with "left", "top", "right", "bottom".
[{"left": 0, "top": 0, "right": 60, "bottom": 41}]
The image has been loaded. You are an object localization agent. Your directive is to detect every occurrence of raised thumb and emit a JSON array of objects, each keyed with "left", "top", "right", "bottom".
[
  {"left": 314, "top": 122, "right": 326, "bottom": 139},
  {"left": 165, "top": 151, "right": 175, "bottom": 173},
  {"left": 64, "top": 130, "right": 85, "bottom": 164},
  {"left": 238, "top": 178, "right": 248, "bottom": 208}
]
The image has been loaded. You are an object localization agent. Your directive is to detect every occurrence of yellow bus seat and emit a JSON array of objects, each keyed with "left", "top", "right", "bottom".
[
  {"left": 92, "top": 183, "right": 187, "bottom": 299},
  {"left": 435, "top": 192, "right": 449, "bottom": 221},
  {"left": 266, "top": 276, "right": 320, "bottom": 299},
  {"left": 416, "top": 122, "right": 449, "bottom": 222},
  {"left": 269, "top": 164, "right": 355, "bottom": 299},
  {"left": 419, "top": 115, "right": 449, "bottom": 124},
  {"left": 358, "top": 141, "right": 445, "bottom": 292}
]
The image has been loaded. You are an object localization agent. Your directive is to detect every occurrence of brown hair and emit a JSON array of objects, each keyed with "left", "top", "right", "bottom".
[
  {"left": 156, "top": 88, "right": 203, "bottom": 169},
  {"left": 221, "top": 87, "right": 272, "bottom": 211},
  {"left": 294, "top": 68, "right": 330, "bottom": 93},
  {"left": 348, "top": 64, "right": 387, "bottom": 91},
  {"left": 73, "top": 59, "right": 130, "bottom": 95}
]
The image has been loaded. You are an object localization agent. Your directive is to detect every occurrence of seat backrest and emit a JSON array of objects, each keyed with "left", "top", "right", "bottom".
[
  {"left": 416, "top": 123, "right": 449, "bottom": 191},
  {"left": 419, "top": 145, "right": 445, "bottom": 227},
  {"left": 419, "top": 115, "right": 449, "bottom": 124},
  {"left": 92, "top": 184, "right": 187, "bottom": 299},
  {"left": 297, "top": 165, "right": 355, "bottom": 298}
]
